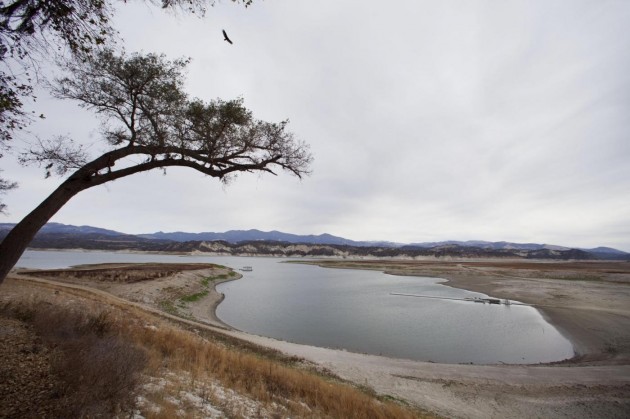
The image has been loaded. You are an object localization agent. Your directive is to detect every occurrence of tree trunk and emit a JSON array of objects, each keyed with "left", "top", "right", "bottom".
[{"left": 0, "top": 176, "right": 91, "bottom": 285}]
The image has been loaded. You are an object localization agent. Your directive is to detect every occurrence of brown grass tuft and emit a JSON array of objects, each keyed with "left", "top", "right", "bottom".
[{"left": 133, "top": 322, "right": 421, "bottom": 418}]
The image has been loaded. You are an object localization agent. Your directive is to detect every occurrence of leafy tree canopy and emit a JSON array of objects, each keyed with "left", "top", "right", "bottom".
[
  {"left": 0, "top": 48, "right": 311, "bottom": 283},
  {"left": 0, "top": 0, "right": 253, "bottom": 206},
  {"left": 24, "top": 49, "right": 311, "bottom": 182}
]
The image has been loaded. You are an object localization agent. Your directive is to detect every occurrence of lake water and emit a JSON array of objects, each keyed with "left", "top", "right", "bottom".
[{"left": 16, "top": 250, "right": 574, "bottom": 364}]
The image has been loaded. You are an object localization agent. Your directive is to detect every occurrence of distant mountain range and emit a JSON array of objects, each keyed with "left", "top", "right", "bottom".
[
  {"left": 0, "top": 222, "right": 628, "bottom": 260},
  {"left": 139, "top": 229, "right": 372, "bottom": 246}
]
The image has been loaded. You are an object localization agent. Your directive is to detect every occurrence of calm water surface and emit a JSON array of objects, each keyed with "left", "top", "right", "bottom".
[{"left": 17, "top": 250, "right": 574, "bottom": 364}]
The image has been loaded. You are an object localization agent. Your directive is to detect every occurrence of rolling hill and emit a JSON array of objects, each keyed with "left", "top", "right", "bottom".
[{"left": 0, "top": 223, "right": 627, "bottom": 260}]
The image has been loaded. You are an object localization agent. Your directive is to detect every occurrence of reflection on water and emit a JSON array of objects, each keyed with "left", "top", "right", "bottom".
[{"left": 17, "top": 250, "right": 574, "bottom": 364}]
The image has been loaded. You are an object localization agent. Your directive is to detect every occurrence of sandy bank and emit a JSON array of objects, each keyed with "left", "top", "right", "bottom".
[{"left": 186, "top": 275, "right": 238, "bottom": 328}]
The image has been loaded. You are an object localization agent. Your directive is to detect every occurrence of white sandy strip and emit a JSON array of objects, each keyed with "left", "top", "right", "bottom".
[{"left": 222, "top": 329, "right": 630, "bottom": 418}]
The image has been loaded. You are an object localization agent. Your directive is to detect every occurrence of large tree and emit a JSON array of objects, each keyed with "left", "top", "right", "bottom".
[
  {"left": 0, "top": 49, "right": 311, "bottom": 284},
  {"left": 0, "top": 0, "right": 253, "bottom": 209}
]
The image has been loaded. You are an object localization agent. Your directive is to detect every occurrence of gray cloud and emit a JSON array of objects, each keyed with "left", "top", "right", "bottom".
[{"left": 2, "top": 0, "right": 629, "bottom": 250}]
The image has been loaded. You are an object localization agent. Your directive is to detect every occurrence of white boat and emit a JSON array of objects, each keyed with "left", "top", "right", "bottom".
[{"left": 240, "top": 266, "right": 253, "bottom": 272}]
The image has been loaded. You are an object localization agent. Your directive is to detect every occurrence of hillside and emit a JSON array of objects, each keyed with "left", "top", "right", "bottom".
[{"left": 1, "top": 223, "right": 627, "bottom": 260}]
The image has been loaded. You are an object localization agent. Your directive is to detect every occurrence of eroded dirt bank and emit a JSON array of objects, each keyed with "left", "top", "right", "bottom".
[{"left": 17, "top": 262, "right": 239, "bottom": 328}]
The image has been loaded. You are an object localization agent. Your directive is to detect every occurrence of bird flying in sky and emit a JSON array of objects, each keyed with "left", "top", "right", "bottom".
[{"left": 222, "top": 29, "right": 233, "bottom": 45}]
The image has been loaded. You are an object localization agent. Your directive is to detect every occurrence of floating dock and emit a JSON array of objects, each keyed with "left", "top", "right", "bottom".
[
  {"left": 390, "top": 292, "right": 520, "bottom": 306},
  {"left": 464, "top": 297, "right": 510, "bottom": 305}
]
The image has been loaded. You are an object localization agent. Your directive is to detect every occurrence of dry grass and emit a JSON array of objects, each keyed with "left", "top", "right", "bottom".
[
  {"left": 0, "top": 281, "right": 431, "bottom": 418},
  {"left": 0, "top": 300, "right": 147, "bottom": 418},
  {"left": 132, "top": 321, "right": 422, "bottom": 418}
]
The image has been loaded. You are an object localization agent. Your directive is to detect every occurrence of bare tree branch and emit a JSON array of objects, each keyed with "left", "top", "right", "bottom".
[
  {"left": 0, "top": 0, "right": 255, "bottom": 210},
  {"left": 19, "top": 135, "right": 88, "bottom": 177},
  {"left": 48, "top": 50, "right": 312, "bottom": 182},
  {"left": 0, "top": 170, "right": 16, "bottom": 213}
]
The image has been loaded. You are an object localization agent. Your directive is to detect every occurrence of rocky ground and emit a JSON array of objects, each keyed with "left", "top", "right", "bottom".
[{"left": 0, "top": 317, "right": 61, "bottom": 418}]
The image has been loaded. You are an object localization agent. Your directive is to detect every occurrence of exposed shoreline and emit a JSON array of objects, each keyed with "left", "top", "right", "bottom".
[
  {"left": 301, "top": 259, "right": 630, "bottom": 365},
  {"left": 186, "top": 274, "right": 239, "bottom": 329},
  {"left": 9, "top": 259, "right": 630, "bottom": 418},
  {"left": 14, "top": 261, "right": 241, "bottom": 331},
  {"left": 195, "top": 258, "right": 628, "bottom": 365},
  {"left": 432, "top": 271, "right": 627, "bottom": 362},
  {"left": 436, "top": 275, "right": 589, "bottom": 358},
  {"left": 18, "top": 249, "right": 630, "bottom": 363},
  {"left": 171, "top": 265, "right": 583, "bottom": 365}
]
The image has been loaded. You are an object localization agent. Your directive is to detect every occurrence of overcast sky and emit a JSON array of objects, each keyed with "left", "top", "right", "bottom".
[{"left": 2, "top": 0, "right": 630, "bottom": 250}]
